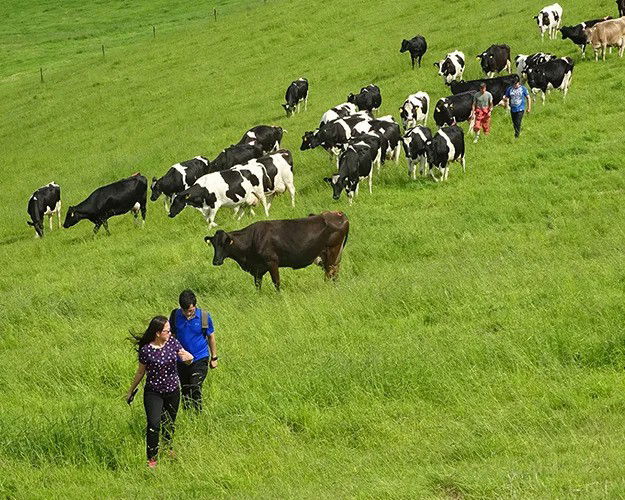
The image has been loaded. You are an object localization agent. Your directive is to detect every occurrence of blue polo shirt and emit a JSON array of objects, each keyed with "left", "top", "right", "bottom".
[{"left": 173, "top": 307, "right": 214, "bottom": 361}]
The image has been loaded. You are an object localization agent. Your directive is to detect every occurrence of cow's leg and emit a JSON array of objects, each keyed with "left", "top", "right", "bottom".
[
  {"left": 541, "top": 91, "right": 546, "bottom": 105},
  {"left": 267, "top": 261, "right": 280, "bottom": 291},
  {"left": 233, "top": 205, "right": 242, "bottom": 219},
  {"left": 323, "top": 245, "right": 342, "bottom": 282},
  {"left": 408, "top": 159, "right": 415, "bottom": 179},
  {"left": 443, "top": 166, "right": 450, "bottom": 181},
  {"left": 57, "top": 201, "right": 62, "bottom": 229},
  {"left": 394, "top": 143, "right": 401, "bottom": 163},
  {"left": 102, "top": 220, "right": 111, "bottom": 235},
  {"left": 287, "top": 182, "right": 296, "bottom": 207},
  {"left": 430, "top": 167, "right": 440, "bottom": 182},
  {"left": 582, "top": 45, "right": 586, "bottom": 59},
  {"left": 207, "top": 208, "right": 218, "bottom": 228},
  {"left": 253, "top": 270, "right": 264, "bottom": 290},
  {"left": 48, "top": 214, "right": 53, "bottom": 231},
  {"left": 603, "top": 44, "right": 607, "bottom": 61},
  {"left": 258, "top": 191, "right": 270, "bottom": 217},
  {"left": 139, "top": 200, "right": 147, "bottom": 225},
  {"left": 305, "top": 96, "right": 308, "bottom": 111},
  {"left": 93, "top": 223, "right": 101, "bottom": 235},
  {"left": 461, "top": 156, "right": 466, "bottom": 174},
  {"left": 411, "top": 56, "right": 415, "bottom": 69},
  {"left": 418, "top": 55, "right": 423, "bottom": 67}
]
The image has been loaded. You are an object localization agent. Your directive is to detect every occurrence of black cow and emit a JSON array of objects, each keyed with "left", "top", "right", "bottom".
[
  {"left": 560, "top": 18, "right": 613, "bottom": 58},
  {"left": 619, "top": 0, "right": 625, "bottom": 17},
  {"left": 282, "top": 78, "right": 308, "bottom": 117},
  {"left": 402, "top": 126, "right": 433, "bottom": 179},
  {"left": 433, "top": 91, "right": 477, "bottom": 128},
  {"left": 526, "top": 57, "right": 574, "bottom": 104},
  {"left": 151, "top": 156, "right": 210, "bottom": 212},
  {"left": 449, "top": 74, "right": 519, "bottom": 106},
  {"left": 400, "top": 35, "right": 427, "bottom": 68},
  {"left": 425, "top": 126, "right": 466, "bottom": 182},
  {"left": 204, "top": 211, "right": 350, "bottom": 290},
  {"left": 207, "top": 143, "right": 264, "bottom": 173},
  {"left": 237, "top": 125, "right": 284, "bottom": 154},
  {"left": 347, "top": 84, "right": 382, "bottom": 113},
  {"left": 27, "top": 182, "right": 61, "bottom": 238},
  {"left": 63, "top": 174, "right": 147, "bottom": 234},
  {"left": 324, "top": 144, "right": 374, "bottom": 204},
  {"left": 476, "top": 44, "right": 511, "bottom": 77}
]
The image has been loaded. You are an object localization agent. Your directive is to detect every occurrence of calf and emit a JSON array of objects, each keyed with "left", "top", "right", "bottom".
[
  {"left": 425, "top": 126, "right": 466, "bottom": 182},
  {"left": 515, "top": 53, "right": 556, "bottom": 81},
  {"left": 402, "top": 126, "right": 433, "bottom": 179},
  {"left": 324, "top": 144, "right": 374, "bottom": 204},
  {"left": 526, "top": 57, "right": 574, "bottom": 103},
  {"left": 400, "top": 35, "right": 428, "bottom": 69},
  {"left": 560, "top": 18, "right": 613, "bottom": 58},
  {"left": 208, "top": 143, "right": 264, "bottom": 173},
  {"left": 27, "top": 182, "right": 61, "bottom": 238},
  {"left": 282, "top": 78, "right": 308, "bottom": 117},
  {"left": 477, "top": 44, "right": 511, "bottom": 77},
  {"left": 585, "top": 18, "right": 625, "bottom": 61},
  {"left": 535, "top": 3, "right": 563, "bottom": 40},
  {"left": 435, "top": 51, "right": 465, "bottom": 84},
  {"left": 151, "top": 156, "right": 210, "bottom": 212},
  {"left": 433, "top": 91, "right": 477, "bottom": 128},
  {"left": 237, "top": 125, "right": 284, "bottom": 154},
  {"left": 204, "top": 211, "right": 349, "bottom": 290},
  {"left": 399, "top": 92, "right": 430, "bottom": 129},
  {"left": 347, "top": 84, "right": 382, "bottom": 113},
  {"left": 237, "top": 149, "right": 296, "bottom": 210},
  {"left": 63, "top": 174, "right": 147, "bottom": 235},
  {"left": 449, "top": 74, "right": 519, "bottom": 107},
  {"left": 319, "top": 102, "right": 358, "bottom": 126}
]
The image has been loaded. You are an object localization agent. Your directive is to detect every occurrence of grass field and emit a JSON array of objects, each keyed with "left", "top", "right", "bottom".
[{"left": 2, "top": 0, "right": 625, "bottom": 497}]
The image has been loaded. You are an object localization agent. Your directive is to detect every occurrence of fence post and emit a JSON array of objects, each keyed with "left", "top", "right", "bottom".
[
  {"left": 213, "top": 8, "right": 217, "bottom": 21},
  {"left": 101, "top": 44, "right": 105, "bottom": 58},
  {"left": 153, "top": 25, "right": 156, "bottom": 38},
  {"left": 40, "top": 67, "right": 44, "bottom": 83}
]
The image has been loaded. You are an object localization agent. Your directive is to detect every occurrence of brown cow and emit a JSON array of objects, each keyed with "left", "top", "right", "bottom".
[
  {"left": 585, "top": 17, "right": 625, "bottom": 60},
  {"left": 204, "top": 211, "right": 349, "bottom": 290}
]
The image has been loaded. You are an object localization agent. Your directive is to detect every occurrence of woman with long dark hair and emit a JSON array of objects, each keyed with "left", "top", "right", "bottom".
[{"left": 127, "top": 315, "right": 193, "bottom": 468}]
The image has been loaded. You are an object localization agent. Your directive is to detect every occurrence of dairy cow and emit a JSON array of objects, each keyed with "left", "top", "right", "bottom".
[
  {"left": 515, "top": 53, "right": 556, "bottom": 81},
  {"left": 476, "top": 44, "right": 511, "bottom": 77},
  {"left": 449, "top": 75, "right": 519, "bottom": 107},
  {"left": 560, "top": 18, "right": 613, "bottom": 58},
  {"left": 585, "top": 18, "right": 625, "bottom": 61},
  {"left": 324, "top": 144, "right": 374, "bottom": 204},
  {"left": 347, "top": 84, "right": 382, "bottom": 113},
  {"left": 237, "top": 125, "right": 284, "bottom": 154},
  {"left": 399, "top": 92, "right": 430, "bottom": 129},
  {"left": 434, "top": 51, "right": 465, "bottom": 84},
  {"left": 433, "top": 91, "right": 477, "bottom": 128},
  {"left": 526, "top": 57, "right": 574, "bottom": 103},
  {"left": 27, "top": 182, "right": 61, "bottom": 238},
  {"left": 402, "top": 126, "right": 433, "bottom": 179},
  {"left": 425, "top": 126, "right": 466, "bottom": 182},
  {"left": 400, "top": 35, "right": 428, "bottom": 69},
  {"left": 151, "top": 156, "right": 210, "bottom": 212},
  {"left": 207, "top": 143, "right": 264, "bottom": 173},
  {"left": 353, "top": 117, "right": 402, "bottom": 166},
  {"left": 535, "top": 3, "right": 563, "bottom": 40},
  {"left": 282, "top": 78, "right": 308, "bottom": 117},
  {"left": 319, "top": 102, "right": 358, "bottom": 126}
]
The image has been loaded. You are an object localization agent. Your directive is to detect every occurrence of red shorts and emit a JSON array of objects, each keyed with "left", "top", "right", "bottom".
[{"left": 473, "top": 107, "right": 491, "bottom": 134}]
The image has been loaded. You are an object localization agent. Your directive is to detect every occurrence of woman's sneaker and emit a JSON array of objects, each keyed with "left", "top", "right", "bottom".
[{"left": 147, "top": 458, "right": 158, "bottom": 469}]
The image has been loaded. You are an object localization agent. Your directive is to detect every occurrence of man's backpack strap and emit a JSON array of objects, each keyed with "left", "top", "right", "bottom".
[
  {"left": 201, "top": 309, "right": 208, "bottom": 336},
  {"left": 169, "top": 309, "right": 178, "bottom": 337}
]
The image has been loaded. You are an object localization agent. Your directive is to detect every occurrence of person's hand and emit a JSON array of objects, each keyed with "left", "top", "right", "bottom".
[
  {"left": 178, "top": 349, "right": 193, "bottom": 364},
  {"left": 526, "top": 108, "right": 531, "bottom": 114},
  {"left": 209, "top": 358, "right": 218, "bottom": 369}
]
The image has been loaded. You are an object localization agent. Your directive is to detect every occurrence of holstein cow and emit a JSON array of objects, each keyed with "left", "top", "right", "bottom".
[
  {"left": 535, "top": 3, "right": 563, "bottom": 40},
  {"left": 63, "top": 174, "right": 147, "bottom": 235},
  {"left": 237, "top": 125, "right": 284, "bottom": 154},
  {"left": 433, "top": 91, "right": 477, "bottom": 128},
  {"left": 619, "top": 0, "right": 625, "bottom": 17},
  {"left": 476, "top": 44, "right": 511, "bottom": 77},
  {"left": 347, "top": 84, "right": 382, "bottom": 113},
  {"left": 449, "top": 74, "right": 519, "bottom": 107},
  {"left": 515, "top": 53, "right": 556, "bottom": 82},
  {"left": 353, "top": 117, "right": 402, "bottom": 167},
  {"left": 207, "top": 143, "right": 264, "bottom": 173},
  {"left": 324, "top": 144, "right": 375, "bottom": 204},
  {"left": 402, "top": 126, "right": 433, "bottom": 179},
  {"left": 151, "top": 156, "right": 210, "bottom": 213},
  {"left": 346, "top": 133, "right": 382, "bottom": 171},
  {"left": 585, "top": 18, "right": 625, "bottom": 61},
  {"left": 400, "top": 35, "right": 428, "bottom": 69},
  {"left": 560, "top": 18, "right": 613, "bottom": 58},
  {"left": 319, "top": 102, "right": 358, "bottom": 126},
  {"left": 282, "top": 78, "right": 308, "bottom": 117},
  {"left": 27, "top": 182, "right": 61, "bottom": 238},
  {"left": 204, "top": 211, "right": 350, "bottom": 291},
  {"left": 526, "top": 57, "right": 574, "bottom": 103},
  {"left": 399, "top": 92, "right": 430, "bottom": 129},
  {"left": 169, "top": 169, "right": 266, "bottom": 227},
  {"left": 425, "top": 126, "right": 466, "bottom": 182},
  {"left": 435, "top": 51, "right": 465, "bottom": 84}
]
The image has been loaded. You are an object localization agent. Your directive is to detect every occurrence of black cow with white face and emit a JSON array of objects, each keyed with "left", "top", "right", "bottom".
[
  {"left": 400, "top": 35, "right": 427, "bottom": 69},
  {"left": 27, "top": 182, "right": 61, "bottom": 238},
  {"left": 433, "top": 91, "right": 477, "bottom": 128},
  {"left": 476, "top": 44, "right": 511, "bottom": 77},
  {"left": 425, "top": 126, "right": 466, "bottom": 182},
  {"left": 151, "top": 156, "right": 210, "bottom": 212},
  {"left": 282, "top": 78, "right": 308, "bottom": 117},
  {"left": 347, "top": 84, "right": 382, "bottom": 113},
  {"left": 560, "top": 18, "right": 613, "bottom": 58},
  {"left": 449, "top": 74, "right": 519, "bottom": 106},
  {"left": 434, "top": 51, "right": 465, "bottom": 84},
  {"left": 324, "top": 144, "right": 374, "bottom": 204},
  {"left": 402, "top": 126, "right": 433, "bottom": 179},
  {"left": 207, "top": 143, "right": 264, "bottom": 173},
  {"left": 526, "top": 57, "right": 574, "bottom": 104},
  {"left": 237, "top": 125, "right": 284, "bottom": 154},
  {"left": 63, "top": 174, "right": 147, "bottom": 235}
]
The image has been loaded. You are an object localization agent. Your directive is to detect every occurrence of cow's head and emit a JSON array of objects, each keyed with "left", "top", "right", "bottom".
[
  {"left": 26, "top": 219, "right": 43, "bottom": 237},
  {"left": 150, "top": 177, "right": 162, "bottom": 201},
  {"left": 169, "top": 191, "right": 189, "bottom": 218},
  {"left": 347, "top": 92, "right": 357, "bottom": 105},
  {"left": 433, "top": 101, "right": 453, "bottom": 126},
  {"left": 300, "top": 130, "right": 320, "bottom": 150},
  {"left": 323, "top": 175, "right": 343, "bottom": 200},
  {"left": 204, "top": 230, "right": 232, "bottom": 266},
  {"left": 400, "top": 39, "right": 409, "bottom": 53},
  {"left": 515, "top": 54, "right": 527, "bottom": 68},
  {"left": 62, "top": 206, "right": 81, "bottom": 228},
  {"left": 282, "top": 103, "right": 295, "bottom": 117}
]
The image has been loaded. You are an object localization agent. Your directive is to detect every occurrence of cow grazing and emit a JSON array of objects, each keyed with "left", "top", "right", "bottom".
[
  {"left": 425, "top": 126, "right": 466, "bottom": 182},
  {"left": 526, "top": 57, "right": 574, "bottom": 103},
  {"left": 27, "top": 182, "right": 61, "bottom": 238},
  {"left": 347, "top": 84, "right": 382, "bottom": 113},
  {"left": 476, "top": 44, "right": 511, "bottom": 77},
  {"left": 400, "top": 35, "right": 428, "bottom": 69},
  {"left": 301, "top": 114, "right": 372, "bottom": 164},
  {"left": 560, "top": 18, "right": 613, "bottom": 58},
  {"left": 353, "top": 117, "right": 402, "bottom": 166},
  {"left": 324, "top": 144, "right": 374, "bottom": 204},
  {"left": 619, "top": 0, "right": 625, "bottom": 17},
  {"left": 237, "top": 125, "right": 284, "bottom": 154},
  {"left": 319, "top": 102, "right": 358, "bottom": 126},
  {"left": 282, "top": 78, "right": 308, "bottom": 117},
  {"left": 208, "top": 143, "right": 264, "bottom": 173},
  {"left": 63, "top": 174, "right": 147, "bottom": 235},
  {"left": 400, "top": 92, "right": 430, "bottom": 129},
  {"left": 402, "top": 126, "right": 433, "bottom": 179},
  {"left": 434, "top": 51, "right": 465, "bottom": 84},
  {"left": 535, "top": 3, "right": 563, "bottom": 40},
  {"left": 585, "top": 18, "right": 625, "bottom": 61},
  {"left": 449, "top": 74, "right": 519, "bottom": 107},
  {"left": 515, "top": 53, "right": 556, "bottom": 82},
  {"left": 204, "top": 211, "right": 349, "bottom": 290},
  {"left": 433, "top": 91, "right": 477, "bottom": 128},
  {"left": 347, "top": 133, "right": 382, "bottom": 170},
  {"left": 151, "top": 156, "right": 210, "bottom": 213}
]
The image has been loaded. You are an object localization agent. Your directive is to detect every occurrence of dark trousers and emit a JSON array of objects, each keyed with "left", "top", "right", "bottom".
[
  {"left": 143, "top": 388, "right": 180, "bottom": 460},
  {"left": 511, "top": 110, "right": 524, "bottom": 137},
  {"left": 178, "top": 358, "right": 209, "bottom": 411}
]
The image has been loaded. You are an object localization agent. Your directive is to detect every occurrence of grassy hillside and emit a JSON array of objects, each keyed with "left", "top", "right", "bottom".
[{"left": 2, "top": 0, "right": 625, "bottom": 497}]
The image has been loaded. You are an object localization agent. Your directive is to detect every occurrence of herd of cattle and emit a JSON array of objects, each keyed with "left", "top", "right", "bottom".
[{"left": 23, "top": 2, "right": 625, "bottom": 288}]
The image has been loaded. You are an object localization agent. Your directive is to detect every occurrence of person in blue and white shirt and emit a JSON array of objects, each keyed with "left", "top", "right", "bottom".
[{"left": 503, "top": 79, "right": 532, "bottom": 138}]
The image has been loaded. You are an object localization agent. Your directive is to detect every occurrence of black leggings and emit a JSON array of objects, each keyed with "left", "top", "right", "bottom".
[{"left": 143, "top": 388, "right": 180, "bottom": 460}]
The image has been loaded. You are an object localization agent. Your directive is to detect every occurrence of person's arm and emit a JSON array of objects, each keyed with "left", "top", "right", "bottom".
[
  {"left": 126, "top": 363, "right": 146, "bottom": 400},
  {"left": 488, "top": 94, "right": 494, "bottom": 112},
  {"left": 525, "top": 89, "right": 532, "bottom": 113},
  {"left": 208, "top": 334, "right": 218, "bottom": 369},
  {"left": 178, "top": 348, "right": 194, "bottom": 364}
]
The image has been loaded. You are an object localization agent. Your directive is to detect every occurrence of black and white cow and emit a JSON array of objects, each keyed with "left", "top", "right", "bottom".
[
  {"left": 324, "top": 144, "right": 374, "bottom": 204},
  {"left": 425, "top": 126, "right": 466, "bottom": 182},
  {"left": 347, "top": 84, "right": 382, "bottom": 113},
  {"left": 560, "top": 18, "right": 613, "bottom": 58},
  {"left": 346, "top": 133, "right": 382, "bottom": 170},
  {"left": 237, "top": 125, "right": 284, "bottom": 154},
  {"left": 476, "top": 44, "right": 511, "bottom": 77},
  {"left": 515, "top": 52, "right": 556, "bottom": 81},
  {"left": 207, "top": 143, "right": 264, "bottom": 173},
  {"left": 402, "top": 126, "right": 433, "bottom": 179},
  {"left": 526, "top": 57, "right": 574, "bottom": 104},
  {"left": 27, "top": 182, "right": 61, "bottom": 238},
  {"left": 353, "top": 117, "right": 402, "bottom": 166},
  {"left": 618, "top": 0, "right": 625, "bottom": 17},
  {"left": 63, "top": 174, "right": 147, "bottom": 234},
  {"left": 301, "top": 114, "right": 372, "bottom": 157},
  {"left": 400, "top": 35, "right": 428, "bottom": 69},
  {"left": 434, "top": 51, "right": 465, "bottom": 84},
  {"left": 399, "top": 92, "right": 430, "bottom": 129},
  {"left": 449, "top": 74, "right": 519, "bottom": 106},
  {"left": 282, "top": 78, "right": 308, "bottom": 117},
  {"left": 169, "top": 169, "right": 266, "bottom": 227},
  {"left": 433, "top": 91, "right": 477, "bottom": 128},
  {"left": 534, "top": 3, "right": 563, "bottom": 40},
  {"left": 319, "top": 102, "right": 358, "bottom": 126},
  {"left": 151, "top": 156, "right": 210, "bottom": 212}
]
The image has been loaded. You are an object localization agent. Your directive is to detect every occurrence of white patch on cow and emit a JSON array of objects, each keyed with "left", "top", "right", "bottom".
[
  {"left": 33, "top": 196, "right": 37, "bottom": 201},
  {"left": 246, "top": 131, "right": 256, "bottom": 140},
  {"left": 438, "top": 129, "right": 456, "bottom": 162},
  {"left": 132, "top": 202, "right": 140, "bottom": 212},
  {"left": 172, "top": 163, "right": 188, "bottom": 189},
  {"left": 195, "top": 156, "right": 209, "bottom": 165}
]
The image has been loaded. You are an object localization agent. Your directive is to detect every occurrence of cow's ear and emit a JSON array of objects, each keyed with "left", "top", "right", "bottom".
[
  {"left": 204, "top": 235, "right": 214, "bottom": 244},
  {"left": 323, "top": 177, "right": 332, "bottom": 184},
  {"left": 282, "top": 104, "right": 288, "bottom": 109},
  {"left": 27, "top": 221, "right": 34, "bottom": 226},
  {"left": 152, "top": 176, "right": 157, "bottom": 183}
]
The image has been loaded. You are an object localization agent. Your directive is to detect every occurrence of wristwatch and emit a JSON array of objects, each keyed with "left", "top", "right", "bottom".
[{"left": 211, "top": 356, "right": 219, "bottom": 361}]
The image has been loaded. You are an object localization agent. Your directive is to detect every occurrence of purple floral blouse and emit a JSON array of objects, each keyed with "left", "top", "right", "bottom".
[{"left": 139, "top": 337, "right": 182, "bottom": 393}]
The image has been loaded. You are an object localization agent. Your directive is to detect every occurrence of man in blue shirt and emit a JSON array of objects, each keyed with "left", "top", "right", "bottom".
[
  {"left": 170, "top": 289, "right": 218, "bottom": 411},
  {"left": 503, "top": 80, "right": 532, "bottom": 138}
]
